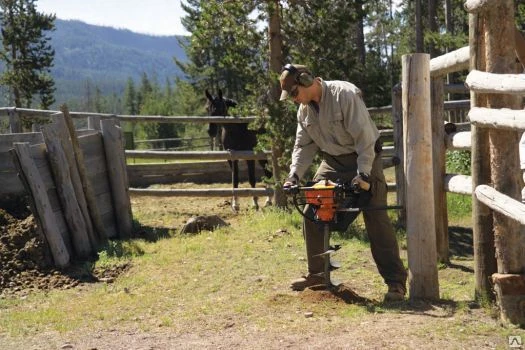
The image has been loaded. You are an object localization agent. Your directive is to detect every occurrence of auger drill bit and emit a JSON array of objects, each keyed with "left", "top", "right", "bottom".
[{"left": 312, "top": 223, "right": 341, "bottom": 289}]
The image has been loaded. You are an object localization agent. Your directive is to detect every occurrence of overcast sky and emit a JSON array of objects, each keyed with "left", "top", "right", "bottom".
[{"left": 36, "top": 0, "right": 190, "bottom": 36}]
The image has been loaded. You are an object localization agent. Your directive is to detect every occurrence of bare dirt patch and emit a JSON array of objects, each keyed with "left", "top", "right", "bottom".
[{"left": 0, "top": 202, "right": 129, "bottom": 297}]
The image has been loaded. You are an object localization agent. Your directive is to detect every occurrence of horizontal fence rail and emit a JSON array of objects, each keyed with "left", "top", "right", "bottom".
[
  {"left": 129, "top": 187, "right": 274, "bottom": 197},
  {"left": 126, "top": 150, "right": 272, "bottom": 161}
]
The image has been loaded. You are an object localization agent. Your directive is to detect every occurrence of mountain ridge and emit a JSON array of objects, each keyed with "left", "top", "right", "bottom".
[{"left": 50, "top": 19, "right": 188, "bottom": 104}]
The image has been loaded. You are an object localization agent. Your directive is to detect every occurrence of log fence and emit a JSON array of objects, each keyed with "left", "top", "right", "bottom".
[{"left": 401, "top": 0, "right": 525, "bottom": 325}]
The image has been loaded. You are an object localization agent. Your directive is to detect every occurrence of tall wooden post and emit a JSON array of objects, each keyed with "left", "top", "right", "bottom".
[
  {"left": 468, "top": 13, "right": 496, "bottom": 302},
  {"left": 402, "top": 53, "right": 439, "bottom": 300},
  {"left": 485, "top": 0, "right": 525, "bottom": 325},
  {"left": 392, "top": 84, "right": 406, "bottom": 228},
  {"left": 431, "top": 77, "right": 449, "bottom": 263}
]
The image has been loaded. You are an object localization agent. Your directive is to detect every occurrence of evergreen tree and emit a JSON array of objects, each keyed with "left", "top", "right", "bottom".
[
  {"left": 123, "top": 78, "right": 137, "bottom": 115},
  {"left": 0, "top": 0, "right": 56, "bottom": 108},
  {"left": 178, "top": 0, "right": 264, "bottom": 100}
]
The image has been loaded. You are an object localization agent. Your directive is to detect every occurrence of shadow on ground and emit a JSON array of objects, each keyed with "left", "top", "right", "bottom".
[{"left": 448, "top": 226, "right": 473, "bottom": 258}]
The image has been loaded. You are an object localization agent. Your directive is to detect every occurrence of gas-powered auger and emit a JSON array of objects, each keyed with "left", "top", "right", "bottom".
[{"left": 284, "top": 179, "right": 402, "bottom": 290}]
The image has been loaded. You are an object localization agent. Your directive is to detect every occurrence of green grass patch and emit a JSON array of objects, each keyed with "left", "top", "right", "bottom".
[{"left": 0, "top": 194, "right": 513, "bottom": 345}]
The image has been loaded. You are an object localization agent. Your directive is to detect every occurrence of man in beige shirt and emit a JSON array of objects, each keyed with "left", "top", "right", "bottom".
[{"left": 280, "top": 63, "right": 407, "bottom": 301}]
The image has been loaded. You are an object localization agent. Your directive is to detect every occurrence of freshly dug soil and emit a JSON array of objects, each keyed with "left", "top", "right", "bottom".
[{"left": 0, "top": 202, "right": 128, "bottom": 297}]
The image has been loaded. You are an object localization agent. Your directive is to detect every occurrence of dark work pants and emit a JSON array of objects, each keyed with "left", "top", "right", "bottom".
[{"left": 303, "top": 152, "right": 407, "bottom": 287}]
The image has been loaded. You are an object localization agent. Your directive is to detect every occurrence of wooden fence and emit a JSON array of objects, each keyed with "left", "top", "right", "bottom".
[
  {"left": 402, "top": 0, "right": 525, "bottom": 326},
  {"left": 6, "top": 111, "right": 132, "bottom": 268},
  {"left": 0, "top": 107, "right": 418, "bottom": 197},
  {"left": 465, "top": 0, "right": 525, "bottom": 326},
  {"left": 398, "top": 40, "right": 473, "bottom": 301}
]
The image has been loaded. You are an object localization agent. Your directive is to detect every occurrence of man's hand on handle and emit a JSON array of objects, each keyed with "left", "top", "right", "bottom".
[
  {"left": 351, "top": 172, "right": 370, "bottom": 192},
  {"left": 283, "top": 173, "right": 299, "bottom": 189}
]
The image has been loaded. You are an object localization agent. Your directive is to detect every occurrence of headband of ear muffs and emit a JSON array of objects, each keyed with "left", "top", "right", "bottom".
[{"left": 283, "top": 64, "right": 314, "bottom": 87}]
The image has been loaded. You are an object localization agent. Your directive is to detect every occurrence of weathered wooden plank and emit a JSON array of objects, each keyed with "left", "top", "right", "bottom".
[
  {"left": 61, "top": 105, "right": 109, "bottom": 240},
  {"left": 46, "top": 187, "right": 63, "bottom": 212},
  {"left": 468, "top": 107, "right": 525, "bottom": 131},
  {"left": 84, "top": 156, "right": 109, "bottom": 178},
  {"left": 90, "top": 173, "right": 112, "bottom": 196},
  {"left": 96, "top": 191, "right": 114, "bottom": 216},
  {"left": 43, "top": 122, "right": 92, "bottom": 258},
  {"left": 0, "top": 173, "right": 26, "bottom": 195},
  {"left": 465, "top": 70, "right": 525, "bottom": 95},
  {"left": 430, "top": 46, "right": 470, "bottom": 77},
  {"left": 126, "top": 150, "right": 271, "bottom": 161},
  {"left": 51, "top": 113, "right": 100, "bottom": 249},
  {"left": 0, "top": 152, "right": 17, "bottom": 170},
  {"left": 127, "top": 161, "right": 227, "bottom": 174},
  {"left": 0, "top": 133, "right": 45, "bottom": 197},
  {"left": 101, "top": 119, "right": 133, "bottom": 239},
  {"left": 78, "top": 132, "right": 105, "bottom": 158},
  {"left": 129, "top": 187, "right": 273, "bottom": 197},
  {"left": 475, "top": 184, "right": 525, "bottom": 225},
  {"left": 0, "top": 132, "right": 43, "bottom": 151},
  {"left": 100, "top": 210, "right": 118, "bottom": 238},
  {"left": 11, "top": 143, "right": 70, "bottom": 267}
]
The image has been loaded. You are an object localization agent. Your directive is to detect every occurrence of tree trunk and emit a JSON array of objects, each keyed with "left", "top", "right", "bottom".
[
  {"left": 267, "top": 0, "right": 286, "bottom": 208},
  {"left": 415, "top": 0, "right": 424, "bottom": 52},
  {"left": 428, "top": 0, "right": 438, "bottom": 57}
]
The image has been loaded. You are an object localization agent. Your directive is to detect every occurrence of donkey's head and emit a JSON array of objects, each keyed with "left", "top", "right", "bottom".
[{"left": 205, "top": 89, "right": 237, "bottom": 116}]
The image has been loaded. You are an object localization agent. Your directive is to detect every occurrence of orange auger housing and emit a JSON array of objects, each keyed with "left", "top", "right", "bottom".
[{"left": 304, "top": 183, "right": 338, "bottom": 222}]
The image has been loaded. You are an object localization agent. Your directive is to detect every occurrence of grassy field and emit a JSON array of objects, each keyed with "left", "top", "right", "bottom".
[{"left": 1, "top": 179, "right": 524, "bottom": 348}]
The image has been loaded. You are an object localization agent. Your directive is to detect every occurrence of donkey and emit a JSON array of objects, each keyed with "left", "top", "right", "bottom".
[{"left": 205, "top": 89, "right": 273, "bottom": 211}]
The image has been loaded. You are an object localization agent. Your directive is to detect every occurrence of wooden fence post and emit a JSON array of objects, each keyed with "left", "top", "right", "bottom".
[
  {"left": 11, "top": 142, "right": 70, "bottom": 267},
  {"left": 402, "top": 53, "right": 439, "bottom": 300},
  {"left": 101, "top": 118, "right": 133, "bottom": 238},
  {"left": 468, "top": 12, "right": 497, "bottom": 302},
  {"left": 485, "top": 0, "right": 525, "bottom": 326},
  {"left": 392, "top": 84, "right": 406, "bottom": 228},
  {"left": 431, "top": 77, "right": 449, "bottom": 263}
]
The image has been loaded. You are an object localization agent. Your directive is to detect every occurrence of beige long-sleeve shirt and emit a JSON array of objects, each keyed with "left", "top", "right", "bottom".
[{"left": 289, "top": 79, "right": 379, "bottom": 180}]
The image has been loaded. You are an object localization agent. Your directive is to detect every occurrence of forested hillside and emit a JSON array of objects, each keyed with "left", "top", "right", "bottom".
[{"left": 48, "top": 19, "right": 187, "bottom": 108}]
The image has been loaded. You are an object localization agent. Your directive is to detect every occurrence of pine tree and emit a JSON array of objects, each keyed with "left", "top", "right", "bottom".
[{"left": 0, "top": 0, "right": 56, "bottom": 108}]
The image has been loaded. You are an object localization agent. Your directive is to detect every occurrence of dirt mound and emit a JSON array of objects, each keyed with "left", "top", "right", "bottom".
[
  {"left": 0, "top": 206, "right": 129, "bottom": 297},
  {"left": 300, "top": 283, "right": 372, "bottom": 304}
]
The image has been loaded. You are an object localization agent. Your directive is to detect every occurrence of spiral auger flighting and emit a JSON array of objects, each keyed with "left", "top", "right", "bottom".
[{"left": 284, "top": 179, "right": 402, "bottom": 290}]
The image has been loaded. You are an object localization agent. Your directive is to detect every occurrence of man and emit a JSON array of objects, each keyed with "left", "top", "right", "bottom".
[{"left": 280, "top": 63, "right": 407, "bottom": 301}]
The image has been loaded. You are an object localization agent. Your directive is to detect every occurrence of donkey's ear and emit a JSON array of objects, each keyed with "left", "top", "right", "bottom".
[
  {"left": 226, "top": 98, "right": 238, "bottom": 108},
  {"left": 205, "top": 89, "right": 213, "bottom": 101},
  {"left": 218, "top": 89, "right": 223, "bottom": 99}
]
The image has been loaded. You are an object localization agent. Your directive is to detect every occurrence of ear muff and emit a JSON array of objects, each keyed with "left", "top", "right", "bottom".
[{"left": 283, "top": 64, "right": 314, "bottom": 87}]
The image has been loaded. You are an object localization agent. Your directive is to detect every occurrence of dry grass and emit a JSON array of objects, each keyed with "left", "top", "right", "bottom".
[{"left": 0, "top": 181, "right": 523, "bottom": 349}]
